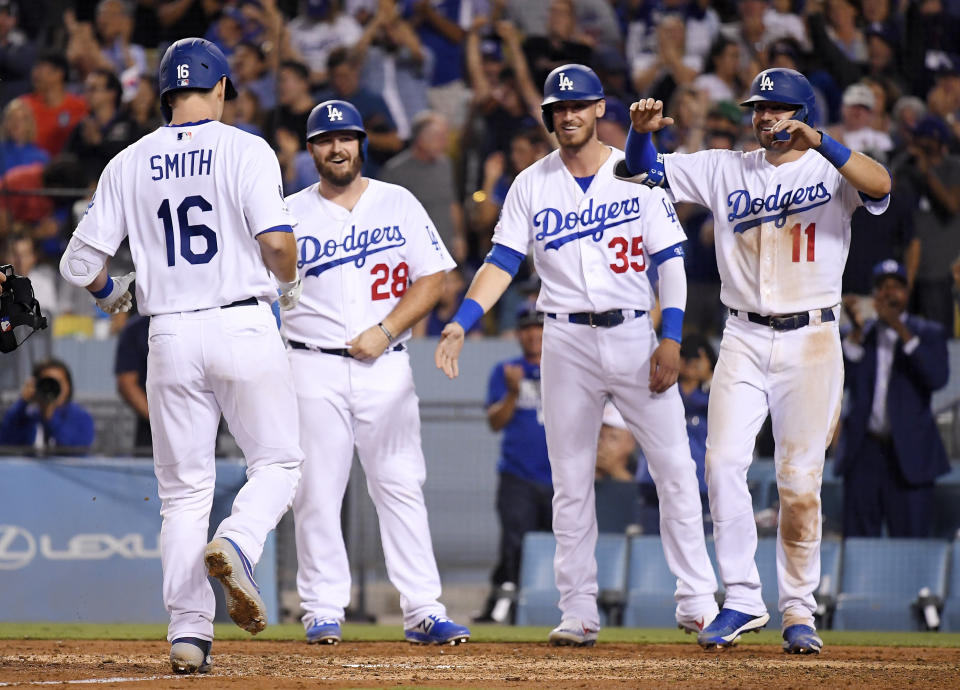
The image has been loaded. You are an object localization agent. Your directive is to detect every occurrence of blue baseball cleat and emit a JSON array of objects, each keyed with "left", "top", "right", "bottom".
[
  {"left": 782, "top": 624, "right": 823, "bottom": 654},
  {"left": 306, "top": 618, "right": 342, "bottom": 645},
  {"left": 697, "top": 608, "right": 770, "bottom": 649},
  {"left": 204, "top": 536, "right": 267, "bottom": 635},
  {"left": 548, "top": 618, "right": 599, "bottom": 647},
  {"left": 404, "top": 615, "right": 470, "bottom": 645},
  {"left": 170, "top": 637, "right": 212, "bottom": 674}
]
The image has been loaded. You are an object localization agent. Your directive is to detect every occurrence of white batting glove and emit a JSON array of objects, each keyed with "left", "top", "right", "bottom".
[
  {"left": 93, "top": 271, "right": 135, "bottom": 314},
  {"left": 277, "top": 276, "right": 302, "bottom": 311}
]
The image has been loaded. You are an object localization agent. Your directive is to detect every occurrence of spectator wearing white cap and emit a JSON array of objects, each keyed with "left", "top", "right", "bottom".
[{"left": 828, "top": 82, "right": 894, "bottom": 163}]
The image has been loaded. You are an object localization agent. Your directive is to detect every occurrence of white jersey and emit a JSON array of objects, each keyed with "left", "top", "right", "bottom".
[
  {"left": 664, "top": 148, "right": 889, "bottom": 315},
  {"left": 493, "top": 148, "right": 685, "bottom": 314},
  {"left": 73, "top": 120, "right": 295, "bottom": 316},
  {"left": 282, "top": 179, "right": 455, "bottom": 346}
]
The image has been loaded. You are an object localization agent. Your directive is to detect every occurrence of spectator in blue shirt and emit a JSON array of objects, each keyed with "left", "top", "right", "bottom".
[
  {"left": 0, "top": 358, "right": 94, "bottom": 452},
  {"left": 475, "top": 305, "right": 550, "bottom": 623}
]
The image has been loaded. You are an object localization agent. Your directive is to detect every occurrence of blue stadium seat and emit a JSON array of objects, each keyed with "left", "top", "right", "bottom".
[
  {"left": 754, "top": 537, "right": 780, "bottom": 629},
  {"left": 622, "top": 535, "right": 722, "bottom": 628},
  {"left": 514, "top": 532, "right": 627, "bottom": 627},
  {"left": 819, "top": 479, "right": 844, "bottom": 537},
  {"left": 817, "top": 538, "right": 843, "bottom": 629},
  {"left": 747, "top": 460, "right": 775, "bottom": 510},
  {"left": 939, "top": 541, "right": 960, "bottom": 632},
  {"left": 595, "top": 479, "right": 640, "bottom": 534},
  {"left": 833, "top": 538, "right": 951, "bottom": 631}
]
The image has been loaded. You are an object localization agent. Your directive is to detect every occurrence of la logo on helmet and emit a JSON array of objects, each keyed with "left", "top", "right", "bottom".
[
  {"left": 760, "top": 74, "right": 775, "bottom": 91},
  {"left": 558, "top": 73, "right": 574, "bottom": 91},
  {"left": 327, "top": 105, "right": 343, "bottom": 121}
]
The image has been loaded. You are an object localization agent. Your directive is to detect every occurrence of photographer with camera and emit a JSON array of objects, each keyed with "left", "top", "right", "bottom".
[{"left": 0, "top": 358, "right": 94, "bottom": 451}]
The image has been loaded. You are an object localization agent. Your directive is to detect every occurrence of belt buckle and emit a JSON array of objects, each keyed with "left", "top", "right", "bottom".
[
  {"left": 588, "top": 313, "right": 598, "bottom": 328},
  {"left": 770, "top": 315, "right": 793, "bottom": 331}
]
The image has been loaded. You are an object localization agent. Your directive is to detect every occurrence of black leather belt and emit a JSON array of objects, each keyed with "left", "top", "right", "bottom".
[
  {"left": 546, "top": 309, "right": 645, "bottom": 328},
  {"left": 288, "top": 340, "right": 404, "bottom": 357},
  {"left": 729, "top": 307, "right": 835, "bottom": 331},
  {"left": 223, "top": 296, "right": 258, "bottom": 309}
]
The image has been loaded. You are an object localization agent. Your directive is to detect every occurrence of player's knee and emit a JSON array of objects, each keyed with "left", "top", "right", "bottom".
[{"left": 777, "top": 485, "right": 821, "bottom": 543}]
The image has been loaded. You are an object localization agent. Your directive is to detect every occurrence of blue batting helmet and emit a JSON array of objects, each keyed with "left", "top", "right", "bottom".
[
  {"left": 740, "top": 68, "right": 817, "bottom": 127},
  {"left": 158, "top": 38, "right": 237, "bottom": 123},
  {"left": 540, "top": 63, "right": 605, "bottom": 133},
  {"left": 306, "top": 99, "right": 367, "bottom": 157}
]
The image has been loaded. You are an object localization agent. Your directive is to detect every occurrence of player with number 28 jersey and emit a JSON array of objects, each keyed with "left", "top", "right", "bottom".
[{"left": 282, "top": 100, "right": 468, "bottom": 648}]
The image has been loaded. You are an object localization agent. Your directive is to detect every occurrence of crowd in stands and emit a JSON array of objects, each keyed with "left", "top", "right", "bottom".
[{"left": 0, "top": 0, "right": 958, "bottom": 338}]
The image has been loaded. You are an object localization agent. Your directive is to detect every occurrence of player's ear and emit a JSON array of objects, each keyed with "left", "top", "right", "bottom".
[{"left": 595, "top": 99, "right": 606, "bottom": 120}]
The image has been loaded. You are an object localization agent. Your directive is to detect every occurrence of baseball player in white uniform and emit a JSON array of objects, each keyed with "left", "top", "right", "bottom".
[
  {"left": 435, "top": 64, "right": 719, "bottom": 646},
  {"left": 58, "top": 39, "right": 305, "bottom": 674},
  {"left": 617, "top": 67, "right": 892, "bottom": 653},
  {"left": 283, "top": 99, "right": 471, "bottom": 646}
]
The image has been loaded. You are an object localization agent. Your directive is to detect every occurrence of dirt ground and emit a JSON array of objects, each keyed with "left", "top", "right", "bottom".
[{"left": 2, "top": 640, "right": 960, "bottom": 688}]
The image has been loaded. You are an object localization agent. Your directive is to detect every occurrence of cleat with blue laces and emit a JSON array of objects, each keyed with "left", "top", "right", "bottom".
[
  {"left": 404, "top": 615, "right": 470, "bottom": 645},
  {"left": 782, "top": 624, "right": 823, "bottom": 654},
  {"left": 306, "top": 618, "right": 342, "bottom": 645},
  {"left": 204, "top": 537, "right": 267, "bottom": 635},
  {"left": 697, "top": 607, "right": 769, "bottom": 649}
]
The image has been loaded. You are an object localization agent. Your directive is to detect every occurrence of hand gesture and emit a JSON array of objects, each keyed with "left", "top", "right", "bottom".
[
  {"left": 629, "top": 98, "right": 674, "bottom": 134},
  {"left": 435, "top": 322, "right": 466, "bottom": 379},
  {"left": 770, "top": 119, "right": 821, "bottom": 151},
  {"left": 649, "top": 339, "right": 680, "bottom": 393},
  {"left": 348, "top": 323, "right": 391, "bottom": 361},
  {"left": 503, "top": 363, "right": 524, "bottom": 394}
]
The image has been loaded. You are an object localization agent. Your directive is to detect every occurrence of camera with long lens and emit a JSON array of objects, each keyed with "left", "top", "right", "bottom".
[
  {"left": 33, "top": 376, "right": 62, "bottom": 406},
  {"left": 0, "top": 263, "right": 48, "bottom": 353}
]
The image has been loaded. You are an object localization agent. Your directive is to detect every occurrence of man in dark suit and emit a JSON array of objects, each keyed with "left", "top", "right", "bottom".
[{"left": 837, "top": 259, "right": 951, "bottom": 537}]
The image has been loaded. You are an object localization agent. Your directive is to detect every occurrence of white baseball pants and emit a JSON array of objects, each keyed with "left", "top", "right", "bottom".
[
  {"left": 289, "top": 349, "right": 447, "bottom": 630},
  {"left": 705, "top": 314, "right": 842, "bottom": 629},
  {"left": 147, "top": 302, "right": 303, "bottom": 643},
  {"left": 541, "top": 316, "right": 718, "bottom": 630}
]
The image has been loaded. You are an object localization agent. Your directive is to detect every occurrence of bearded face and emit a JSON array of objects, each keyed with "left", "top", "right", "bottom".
[{"left": 309, "top": 131, "right": 364, "bottom": 186}]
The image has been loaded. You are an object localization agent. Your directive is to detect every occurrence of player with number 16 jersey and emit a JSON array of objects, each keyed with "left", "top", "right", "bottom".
[{"left": 59, "top": 38, "right": 305, "bottom": 674}]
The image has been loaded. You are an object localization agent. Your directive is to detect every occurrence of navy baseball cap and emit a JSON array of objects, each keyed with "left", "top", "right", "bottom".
[
  {"left": 913, "top": 115, "right": 951, "bottom": 143},
  {"left": 516, "top": 304, "right": 544, "bottom": 328},
  {"left": 872, "top": 259, "right": 907, "bottom": 286}
]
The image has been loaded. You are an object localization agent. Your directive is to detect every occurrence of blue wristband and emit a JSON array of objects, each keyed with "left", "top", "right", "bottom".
[
  {"left": 90, "top": 275, "right": 114, "bottom": 299},
  {"left": 452, "top": 298, "right": 484, "bottom": 332},
  {"left": 816, "top": 131, "right": 851, "bottom": 169},
  {"left": 661, "top": 307, "right": 683, "bottom": 344}
]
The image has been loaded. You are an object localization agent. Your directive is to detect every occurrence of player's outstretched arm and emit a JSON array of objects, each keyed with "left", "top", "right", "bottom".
[
  {"left": 434, "top": 263, "right": 514, "bottom": 379},
  {"left": 773, "top": 120, "right": 892, "bottom": 199},
  {"left": 257, "top": 230, "right": 302, "bottom": 310},
  {"left": 348, "top": 270, "right": 445, "bottom": 361}
]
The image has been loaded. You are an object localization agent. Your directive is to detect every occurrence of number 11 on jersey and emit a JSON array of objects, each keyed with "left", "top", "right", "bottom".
[{"left": 790, "top": 222, "right": 815, "bottom": 263}]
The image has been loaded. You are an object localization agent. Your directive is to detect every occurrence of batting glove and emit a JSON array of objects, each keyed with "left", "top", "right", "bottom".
[
  {"left": 93, "top": 271, "right": 135, "bottom": 314},
  {"left": 277, "top": 276, "right": 302, "bottom": 311}
]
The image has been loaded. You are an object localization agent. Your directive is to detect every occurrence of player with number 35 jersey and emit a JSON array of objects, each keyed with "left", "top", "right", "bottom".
[
  {"left": 282, "top": 100, "right": 470, "bottom": 647},
  {"left": 436, "top": 65, "right": 719, "bottom": 647}
]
